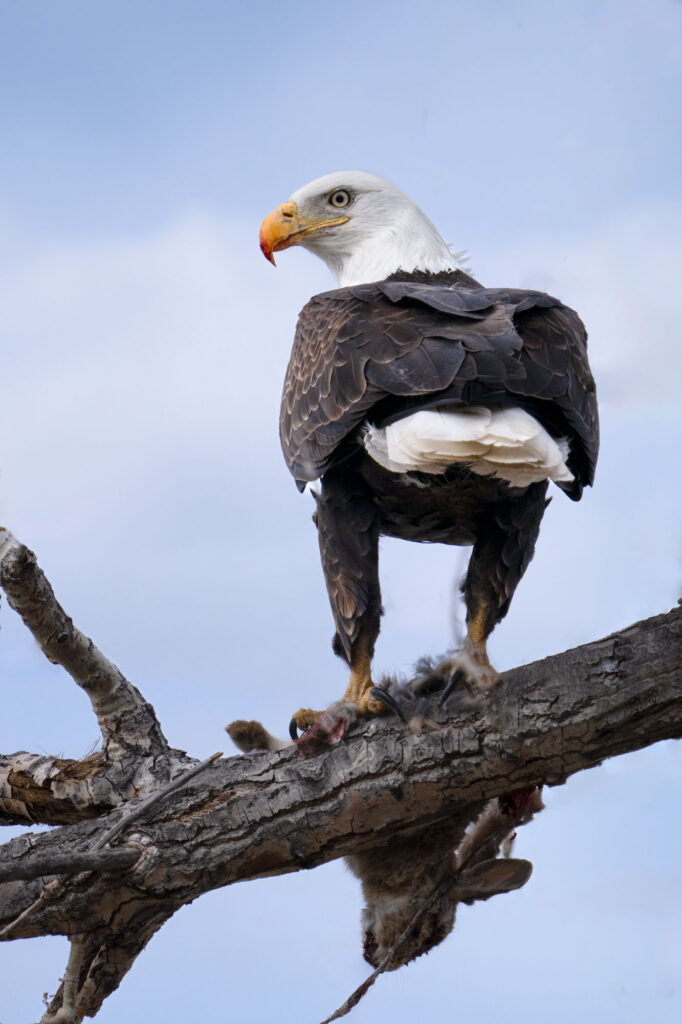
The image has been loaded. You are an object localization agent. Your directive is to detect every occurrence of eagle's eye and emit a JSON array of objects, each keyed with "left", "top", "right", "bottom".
[{"left": 328, "top": 189, "right": 351, "bottom": 209}]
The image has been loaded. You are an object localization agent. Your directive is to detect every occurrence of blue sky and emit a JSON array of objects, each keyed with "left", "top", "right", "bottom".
[
  {"left": 2, "top": 0, "right": 680, "bottom": 237},
  {"left": 1, "top": 2, "right": 681, "bottom": 1022}
]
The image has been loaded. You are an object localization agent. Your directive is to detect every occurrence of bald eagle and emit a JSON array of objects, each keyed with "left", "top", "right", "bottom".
[{"left": 260, "top": 172, "right": 598, "bottom": 734}]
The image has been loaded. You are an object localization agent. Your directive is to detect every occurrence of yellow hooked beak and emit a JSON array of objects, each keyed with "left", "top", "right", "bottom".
[{"left": 259, "top": 200, "right": 349, "bottom": 265}]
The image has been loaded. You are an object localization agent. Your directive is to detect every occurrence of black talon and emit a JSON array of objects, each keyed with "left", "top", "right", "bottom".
[
  {"left": 440, "top": 669, "right": 465, "bottom": 705},
  {"left": 370, "top": 686, "right": 407, "bottom": 723},
  {"left": 289, "top": 718, "right": 300, "bottom": 741}
]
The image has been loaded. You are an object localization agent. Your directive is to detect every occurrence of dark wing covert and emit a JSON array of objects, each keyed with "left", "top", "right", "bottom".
[{"left": 280, "top": 275, "right": 599, "bottom": 500}]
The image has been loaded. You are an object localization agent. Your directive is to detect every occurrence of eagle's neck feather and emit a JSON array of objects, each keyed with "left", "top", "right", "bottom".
[{"left": 305, "top": 203, "right": 464, "bottom": 287}]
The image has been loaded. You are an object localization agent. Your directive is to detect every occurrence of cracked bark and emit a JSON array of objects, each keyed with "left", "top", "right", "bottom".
[{"left": 0, "top": 530, "right": 680, "bottom": 1022}]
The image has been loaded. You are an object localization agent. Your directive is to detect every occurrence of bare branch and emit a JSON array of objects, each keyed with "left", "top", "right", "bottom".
[
  {"left": 0, "top": 753, "right": 220, "bottom": 945},
  {"left": 0, "top": 879, "right": 60, "bottom": 941},
  {"left": 38, "top": 936, "right": 85, "bottom": 1024},
  {"left": 39, "top": 922, "right": 175, "bottom": 1023},
  {"left": 0, "top": 574, "right": 679, "bottom": 1020},
  {"left": 0, "top": 529, "right": 169, "bottom": 761},
  {"left": 0, "top": 849, "right": 140, "bottom": 884},
  {"left": 0, "top": 744, "right": 191, "bottom": 828},
  {"left": 320, "top": 967, "right": 380, "bottom": 1023},
  {"left": 0, "top": 751, "right": 114, "bottom": 827},
  {"left": 2, "top": 607, "right": 679, "bottom": 935}
]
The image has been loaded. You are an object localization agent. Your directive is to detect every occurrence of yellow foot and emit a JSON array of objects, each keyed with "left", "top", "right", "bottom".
[
  {"left": 289, "top": 707, "right": 325, "bottom": 740},
  {"left": 290, "top": 684, "right": 386, "bottom": 741},
  {"left": 291, "top": 704, "right": 354, "bottom": 752},
  {"left": 356, "top": 687, "right": 388, "bottom": 715},
  {"left": 289, "top": 688, "right": 389, "bottom": 753},
  {"left": 441, "top": 651, "right": 500, "bottom": 703}
]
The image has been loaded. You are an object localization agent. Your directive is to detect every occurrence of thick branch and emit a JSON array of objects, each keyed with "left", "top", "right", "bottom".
[
  {"left": 0, "top": 751, "right": 114, "bottom": 827},
  {"left": 2, "top": 607, "right": 679, "bottom": 932},
  {"left": 0, "top": 529, "right": 169, "bottom": 761},
  {"left": 1, "top": 605, "right": 679, "bottom": 1019}
]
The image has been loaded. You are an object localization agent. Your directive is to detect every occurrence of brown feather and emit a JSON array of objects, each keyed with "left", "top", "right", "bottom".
[
  {"left": 281, "top": 271, "right": 598, "bottom": 500},
  {"left": 280, "top": 269, "right": 598, "bottom": 680}
]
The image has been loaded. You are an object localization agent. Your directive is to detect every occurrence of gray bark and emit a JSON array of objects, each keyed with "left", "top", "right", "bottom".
[{"left": 0, "top": 530, "right": 680, "bottom": 1021}]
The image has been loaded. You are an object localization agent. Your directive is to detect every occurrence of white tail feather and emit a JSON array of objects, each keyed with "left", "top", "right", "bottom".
[{"left": 363, "top": 405, "right": 574, "bottom": 488}]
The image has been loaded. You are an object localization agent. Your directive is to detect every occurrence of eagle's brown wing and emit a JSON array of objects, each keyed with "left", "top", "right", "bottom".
[{"left": 280, "top": 273, "right": 598, "bottom": 500}]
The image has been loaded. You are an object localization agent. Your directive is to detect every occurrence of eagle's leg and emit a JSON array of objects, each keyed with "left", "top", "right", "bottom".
[
  {"left": 453, "top": 606, "right": 498, "bottom": 692},
  {"left": 290, "top": 463, "right": 385, "bottom": 735},
  {"left": 340, "top": 633, "right": 380, "bottom": 713},
  {"left": 447, "top": 482, "right": 550, "bottom": 695}
]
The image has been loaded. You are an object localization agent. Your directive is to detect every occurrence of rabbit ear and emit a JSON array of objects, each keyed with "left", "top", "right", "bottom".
[{"left": 455, "top": 858, "right": 533, "bottom": 903}]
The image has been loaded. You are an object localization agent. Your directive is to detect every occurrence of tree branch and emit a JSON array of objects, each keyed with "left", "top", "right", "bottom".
[
  {"left": 1, "top": 527, "right": 680, "bottom": 1021},
  {"left": 0, "top": 849, "right": 140, "bottom": 885},
  {"left": 2, "top": 606, "right": 679, "bottom": 936},
  {"left": 0, "top": 751, "right": 114, "bottom": 827},
  {"left": 0, "top": 529, "right": 169, "bottom": 762}
]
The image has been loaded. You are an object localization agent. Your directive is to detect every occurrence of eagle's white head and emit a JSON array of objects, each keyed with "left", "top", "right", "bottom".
[{"left": 259, "top": 170, "right": 463, "bottom": 287}]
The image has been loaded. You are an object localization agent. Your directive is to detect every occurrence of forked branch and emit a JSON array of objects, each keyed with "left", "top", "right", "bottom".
[{"left": 0, "top": 529, "right": 680, "bottom": 1022}]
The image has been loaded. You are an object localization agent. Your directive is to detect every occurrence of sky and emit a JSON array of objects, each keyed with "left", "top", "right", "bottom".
[{"left": 0, "top": 1, "right": 681, "bottom": 1021}]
